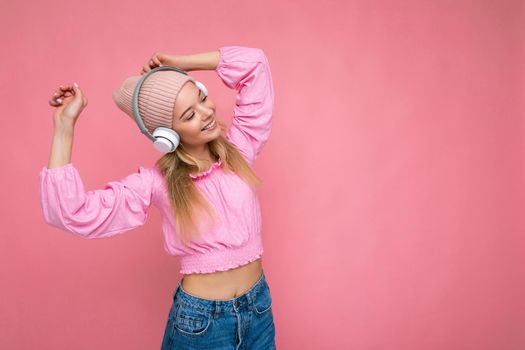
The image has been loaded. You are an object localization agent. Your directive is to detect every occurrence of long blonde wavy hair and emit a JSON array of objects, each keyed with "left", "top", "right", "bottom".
[{"left": 154, "top": 119, "right": 262, "bottom": 246}]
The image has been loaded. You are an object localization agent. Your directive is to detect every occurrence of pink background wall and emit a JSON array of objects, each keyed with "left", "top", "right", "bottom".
[{"left": 1, "top": 0, "right": 524, "bottom": 349}]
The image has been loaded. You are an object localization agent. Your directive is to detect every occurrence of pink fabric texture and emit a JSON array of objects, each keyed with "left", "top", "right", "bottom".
[{"left": 38, "top": 46, "right": 274, "bottom": 274}]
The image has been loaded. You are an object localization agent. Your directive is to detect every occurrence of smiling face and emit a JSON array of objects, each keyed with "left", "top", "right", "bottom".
[{"left": 172, "top": 81, "right": 220, "bottom": 153}]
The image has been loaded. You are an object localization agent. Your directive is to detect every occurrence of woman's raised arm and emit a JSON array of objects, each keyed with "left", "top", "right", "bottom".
[
  {"left": 47, "top": 82, "right": 86, "bottom": 169},
  {"left": 216, "top": 46, "right": 275, "bottom": 166},
  {"left": 41, "top": 82, "right": 157, "bottom": 238}
]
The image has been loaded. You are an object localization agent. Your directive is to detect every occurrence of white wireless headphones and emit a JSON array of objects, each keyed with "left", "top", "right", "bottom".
[{"left": 131, "top": 66, "right": 208, "bottom": 153}]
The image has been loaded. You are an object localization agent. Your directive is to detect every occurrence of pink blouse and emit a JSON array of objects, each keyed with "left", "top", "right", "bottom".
[{"left": 38, "top": 45, "right": 274, "bottom": 274}]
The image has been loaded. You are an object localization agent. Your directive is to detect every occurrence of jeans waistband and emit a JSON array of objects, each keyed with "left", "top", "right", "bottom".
[{"left": 173, "top": 270, "right": 267, "bottom": 313}]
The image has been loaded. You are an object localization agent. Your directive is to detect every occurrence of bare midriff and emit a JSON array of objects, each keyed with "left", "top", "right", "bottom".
[{"left": 181, "top": 258, "right": 263, "bottom": 301}]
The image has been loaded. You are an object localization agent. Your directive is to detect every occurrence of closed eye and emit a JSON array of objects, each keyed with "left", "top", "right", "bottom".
[{"left": 186, "top": 94, "right": 208, "bottom": 120}]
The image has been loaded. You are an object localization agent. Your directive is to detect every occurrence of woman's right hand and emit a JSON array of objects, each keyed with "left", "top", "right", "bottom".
[{"left": 48, "top": 82, "right": 88, "bottom": 128}]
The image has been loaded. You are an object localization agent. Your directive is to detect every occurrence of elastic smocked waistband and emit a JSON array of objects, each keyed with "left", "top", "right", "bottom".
[{"left": 173, "top": 270, "right": 267, "bottom": 313}]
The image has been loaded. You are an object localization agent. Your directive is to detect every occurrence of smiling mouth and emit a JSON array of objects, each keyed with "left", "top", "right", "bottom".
[{"left": 202, "top": 119, "right": 216, "bottom": 131}]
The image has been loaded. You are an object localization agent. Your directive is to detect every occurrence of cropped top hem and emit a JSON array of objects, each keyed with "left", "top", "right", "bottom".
[{"left": 179, "top": 238, "right": 263, "bottom": 275}]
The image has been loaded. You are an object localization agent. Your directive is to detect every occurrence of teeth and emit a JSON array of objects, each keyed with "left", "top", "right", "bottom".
[{"left": 203, "top": 119, "right": 216, "bottom": 130}]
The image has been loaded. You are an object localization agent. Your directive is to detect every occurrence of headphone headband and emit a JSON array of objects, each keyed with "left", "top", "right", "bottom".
[{"left": 131, "top": 66, "right": 189, "bottom": 142}]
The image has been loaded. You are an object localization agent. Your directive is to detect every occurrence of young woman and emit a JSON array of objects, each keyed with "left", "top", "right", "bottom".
[{"left": 40, "top": 45, "right": 276, "bottom": 349}]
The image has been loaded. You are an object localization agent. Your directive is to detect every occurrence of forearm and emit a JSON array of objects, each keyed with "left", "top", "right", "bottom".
[
  {"left": 47, "top": 126, "right": 74, "bottom": 169},
  {"left": 176, "top": 50, "right": 220, "bottom": 71}
]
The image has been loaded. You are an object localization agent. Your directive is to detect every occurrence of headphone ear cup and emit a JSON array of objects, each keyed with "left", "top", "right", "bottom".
[
  {"left": 151, "top": 127, "right": 181, "bottom": 153},
  {"left": 194, "top": 80, "right": 208, "bottom": 96}
]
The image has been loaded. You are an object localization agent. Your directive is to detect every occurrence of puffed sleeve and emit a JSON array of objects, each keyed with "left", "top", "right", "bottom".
[
  {"left": 38, "top": 162, "right": 157, "bottom": 239},
  {"left": 216, "top": 46, "right": 275, "bottom": 166}
]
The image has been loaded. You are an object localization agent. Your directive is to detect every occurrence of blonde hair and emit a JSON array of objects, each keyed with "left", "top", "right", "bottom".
[{"left": 154, "top": 119, "right": 262, "bottom": 246}]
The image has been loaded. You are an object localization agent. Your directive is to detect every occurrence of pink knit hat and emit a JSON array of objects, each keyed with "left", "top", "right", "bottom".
[{"left": 112, "top": 70, "right": 195, "bottom": 133}]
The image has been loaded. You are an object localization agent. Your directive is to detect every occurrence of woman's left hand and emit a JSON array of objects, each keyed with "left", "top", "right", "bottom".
[{"left": 141, "top": 52, "right": 179, "bottom": 75}]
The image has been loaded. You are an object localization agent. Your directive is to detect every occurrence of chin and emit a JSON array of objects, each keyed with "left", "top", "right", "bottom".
[{"left": 208, "top": 131, "right": 221, "bottom": 141}]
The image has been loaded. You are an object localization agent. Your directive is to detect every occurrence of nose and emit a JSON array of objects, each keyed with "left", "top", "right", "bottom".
[{"left": 199, "top": 105, "right": 214, "bottom": 119}]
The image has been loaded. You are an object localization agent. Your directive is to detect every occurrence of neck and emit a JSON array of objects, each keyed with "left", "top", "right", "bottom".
[{"left": 182, "top": 143, "right": 214, "bottom": 163}]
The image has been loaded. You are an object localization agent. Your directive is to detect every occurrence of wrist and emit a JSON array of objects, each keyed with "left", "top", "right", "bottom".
[{"left": 53, "top": 124, "right": 75, "bottom": 139}]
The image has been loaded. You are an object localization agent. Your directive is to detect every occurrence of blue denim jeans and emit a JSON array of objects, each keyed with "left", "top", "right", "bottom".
[{"left": 160, "top": 270, "right": 276, "bottom": 350}]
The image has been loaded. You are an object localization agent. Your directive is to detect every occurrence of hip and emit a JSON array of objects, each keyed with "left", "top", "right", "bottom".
[{"left": 161, "top": 268, "right": 276, "bottom": 349}]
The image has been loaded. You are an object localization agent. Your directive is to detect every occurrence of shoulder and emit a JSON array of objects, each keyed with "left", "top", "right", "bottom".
[{"left": 133, "top": 165, "right": 165, "bottom": 204}]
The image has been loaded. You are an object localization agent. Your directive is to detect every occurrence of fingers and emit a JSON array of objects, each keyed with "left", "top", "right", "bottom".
[
  {"left": 142, "top": 62, "right": 155, "bottom": 75},
  {"left": 152, "top": 55, "right": 162, "bottom": 67},
  {"left": 49, "top": 98, "right": 61, "bottom": 107},
  {"left": 49, "top": 82, "right": 82, "bottom": 107},
  {"left": 49, "top": 86, "right": 65, "bottom": 106},
  {"left": 141, "top": 53, "right": 164, "bottom": 75}
]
